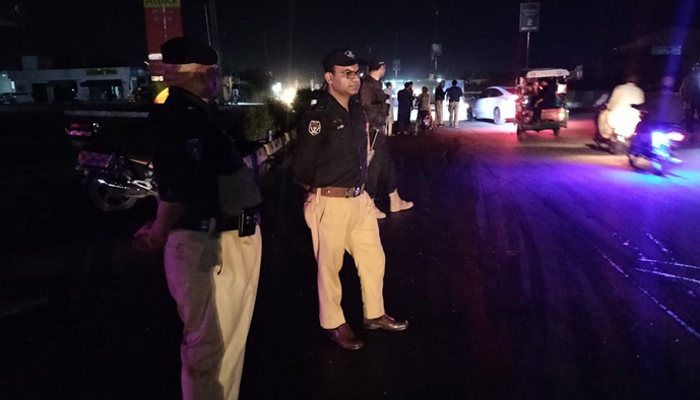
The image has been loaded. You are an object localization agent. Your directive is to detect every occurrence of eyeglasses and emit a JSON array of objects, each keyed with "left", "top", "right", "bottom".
[{"left": 336, "top": 69, "right": 361, "bottom": 80}]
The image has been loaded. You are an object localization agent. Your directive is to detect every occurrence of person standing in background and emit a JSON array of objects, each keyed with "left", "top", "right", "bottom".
[
  {"left": 446, "top": 80, "right": 463, "bottom": 128},
  {"left": 384, "top": 82, "right": 395, "bottom": 136},
  {"left": 434, "top": 80, "right": 446, "bottom": 127}
]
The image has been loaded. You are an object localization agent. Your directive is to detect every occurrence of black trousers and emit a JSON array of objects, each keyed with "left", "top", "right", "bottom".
[
  {"left": 686, "top": 101, "right": 700, "bottom": 133},
  {"left": 396, "top": 107, "right": 411, "bottom": 133},
  {"left": 366, "top": 129, "right": 398, "bottom": 199}
]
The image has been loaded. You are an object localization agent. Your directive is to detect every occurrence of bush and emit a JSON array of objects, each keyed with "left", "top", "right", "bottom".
[
  {"left": 265, "top": 98, "right": 294, "bottom": 133},
  {"left": 243, "top": 105, "right": 275, "bottom": 142}
]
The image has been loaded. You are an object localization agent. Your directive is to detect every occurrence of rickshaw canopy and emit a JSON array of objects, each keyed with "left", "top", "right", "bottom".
[{"left": 524, "top": 69, "right": 571, "bottom": 79}]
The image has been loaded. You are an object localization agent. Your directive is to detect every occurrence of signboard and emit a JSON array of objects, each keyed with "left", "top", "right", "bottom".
[
  {"left": 431, "top": 43, "right": 442, "bottom": 59},
  {"left": 143, "top": 0, "right": 183, "bottom": 80},
  {"left": 519, "top": 3, "right": 540, "bottom": 33}
]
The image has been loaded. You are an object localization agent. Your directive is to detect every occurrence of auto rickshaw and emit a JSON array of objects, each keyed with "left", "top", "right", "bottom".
[{"left": 515, "top": 69, "right": 571, "bottom": 141}]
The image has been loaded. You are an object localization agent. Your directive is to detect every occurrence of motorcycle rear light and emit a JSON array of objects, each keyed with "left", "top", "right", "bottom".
[{"left": 67, "top": 130, "right": 92, "bottom": 137}]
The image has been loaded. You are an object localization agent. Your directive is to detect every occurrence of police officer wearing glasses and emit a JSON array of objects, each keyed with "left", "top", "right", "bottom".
[
  {"left": 294, "top": 49, "right": 409, "bottom": 350},
  {"left": 134, "top": 37, "right": 263, "bottom": 400}
]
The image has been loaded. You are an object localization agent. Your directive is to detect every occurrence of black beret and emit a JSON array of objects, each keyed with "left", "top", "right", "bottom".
[
  {"left": 161, "top": 37, "right": 219, "bottom": 66},
  {"left": 322, "top": 49, "right": 367, "bottom": 73},
  {"left": 368, "top": 57, "right": 386, "bottom": 72}
]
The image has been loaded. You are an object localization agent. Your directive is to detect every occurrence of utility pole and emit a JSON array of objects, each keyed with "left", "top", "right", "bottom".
[
  {"left": 428, "top": 3, "right": 440, "bottom": 72},
  {"left": 428, "top": 3, "right": 439, "bottom": 43},
  {"left": 208, "top": 0, "right": 221, "bottom": 58}
]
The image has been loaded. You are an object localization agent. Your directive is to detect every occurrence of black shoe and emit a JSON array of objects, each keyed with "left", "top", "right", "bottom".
[
  {"left": 363, "top": 314, "right": 409, "bottom": 331},
  {"left": 326, "top": 323, "right": 363, "bottom": 350}
]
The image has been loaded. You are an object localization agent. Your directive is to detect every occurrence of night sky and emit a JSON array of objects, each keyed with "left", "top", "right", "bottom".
[{"left": 1, "top": 0, "right": 699, "bottom": 83}]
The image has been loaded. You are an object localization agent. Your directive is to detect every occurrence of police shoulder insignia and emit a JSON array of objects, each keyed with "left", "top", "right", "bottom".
[
  {"left": 308, "top": 120, "right": 321, "bottom": 136},
  {"left": 186, "top": 139, "right": 204, "bottom": 160}
]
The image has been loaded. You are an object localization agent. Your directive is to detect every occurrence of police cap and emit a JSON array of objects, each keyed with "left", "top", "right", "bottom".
[
  {"left": 161, "top": 37, "right": 219, "bottom": 66},
  {"left": 323, "top": 49, "right": 367, "bottom": 73}
]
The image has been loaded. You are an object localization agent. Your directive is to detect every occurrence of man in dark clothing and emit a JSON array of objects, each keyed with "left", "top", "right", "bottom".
[
  {"left": 434, "top": 80, "right": 446, "bottom": 127},
  {"left": 133, "top": 37, "right": 263, "bottom": 400},
  {"left": 359, "top": 58, "right": 413, "bottom": 219},
  {"left": 445, "top": 80, "right": 463, "bottom": 127},
  {"left": 534, "top": 80, "right": 557, "bottom": 121},
  {"left": 396, "top": 81, "right": 414, "bottom": 134},
  {"left": 293, "top": 49, "right": 409, "bottom": 351}
]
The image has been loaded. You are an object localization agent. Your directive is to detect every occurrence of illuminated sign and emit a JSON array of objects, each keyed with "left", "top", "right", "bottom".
[
  {"left": 143, "top": 0, "right": 182, "bottom": 84},
  {"left": 143, "top": 0, "right": 181, "bottom": 8}
]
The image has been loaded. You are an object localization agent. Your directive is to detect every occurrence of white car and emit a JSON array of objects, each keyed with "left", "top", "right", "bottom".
[{"left": 468, "top": 86, "right": 518, "bottom": 125}]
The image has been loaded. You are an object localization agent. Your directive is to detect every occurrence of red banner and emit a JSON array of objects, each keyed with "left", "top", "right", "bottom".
[{"left": 143, "top": 0, "right": 183, "bottom": 79}]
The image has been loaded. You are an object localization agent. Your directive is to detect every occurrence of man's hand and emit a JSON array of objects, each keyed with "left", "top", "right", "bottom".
[{"left": 133, "top": 221, "right": 169, "bottom": 253}]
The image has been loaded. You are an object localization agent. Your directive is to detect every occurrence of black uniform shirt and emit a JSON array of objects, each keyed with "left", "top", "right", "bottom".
[
  {"left": 435, "top": 86, "right": 446, "bottom": 102},
  {"left": 151, "top": 87, "right": 262, "bottom": 225},
  {"left": 446, "top": 86, "right": 463, "bottom": 102},
  {"left": 293, "top": 91, "right": 368, "bottom": 189},
  {"left": 360, "top": 75, "right": 389, "bottom": 128}
]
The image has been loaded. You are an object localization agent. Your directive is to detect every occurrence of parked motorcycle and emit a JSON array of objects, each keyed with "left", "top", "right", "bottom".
[{"left": 67, "top": 122, "right": 157, "bottom": 211}]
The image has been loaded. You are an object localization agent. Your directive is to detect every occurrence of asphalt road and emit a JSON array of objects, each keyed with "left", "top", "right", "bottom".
[{"left": 2, "top": 114, "right": 700, "bottom": 400}]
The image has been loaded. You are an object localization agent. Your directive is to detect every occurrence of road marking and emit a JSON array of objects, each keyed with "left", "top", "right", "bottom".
[
  {"left": 638, "top": 258, "right": 700, "bottom": 271},
  {"left": 597, "top": 248, "right": 700, "bottom": 340},
  {"left": 635, "top": 268, "right": 700, "bottom": 285}
]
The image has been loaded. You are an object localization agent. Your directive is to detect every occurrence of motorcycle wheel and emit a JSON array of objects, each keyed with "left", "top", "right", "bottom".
[
  {"left": 652, "top": 159, "right": 669, "bottom": 176},
  {"left": 517, "top": 124, "right": 525, "bottom": 142},
  {"left": 88, "top": 180, "right": 138, "bottom": 212}
]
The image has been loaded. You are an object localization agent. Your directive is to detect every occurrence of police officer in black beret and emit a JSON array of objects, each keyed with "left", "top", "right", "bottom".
[
  {"left": 294, "top": 49, "right": 409, "bottom": 351},
  {"left": 134, "top": 37, "right": 262, "bottom": 400},
  {"left": 360, "top": 57, "right": 413, "bottom": 219}
]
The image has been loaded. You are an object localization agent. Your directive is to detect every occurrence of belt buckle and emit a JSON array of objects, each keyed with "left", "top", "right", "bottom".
[{"left": 353, "top": 187, "right": 361, "bottom": 197}]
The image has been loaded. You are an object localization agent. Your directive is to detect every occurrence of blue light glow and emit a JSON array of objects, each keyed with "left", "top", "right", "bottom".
[{"left": 652, "top": 131, "right": 670, "bottom": 148}]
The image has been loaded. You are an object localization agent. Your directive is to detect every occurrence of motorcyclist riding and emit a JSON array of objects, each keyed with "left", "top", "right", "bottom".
[{"left": 599, "top": 74, "right": 645, "bottom": 140}]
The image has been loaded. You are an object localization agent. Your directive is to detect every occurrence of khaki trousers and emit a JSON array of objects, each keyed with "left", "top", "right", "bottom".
[
  {"left": 448, "top": 101, "right": 460, "bottom": 126},
  {"left": 386, "top": 111, "right": 394, "bottom": 136},
  {"left": 304, "top": 191, "right": 386, "bottom": 329},
  {"left": 164, "top": 227, "right": 262, "bottom": 400},
  {"left": 435, "top": 100, "right": 444, "bottom": 126}
]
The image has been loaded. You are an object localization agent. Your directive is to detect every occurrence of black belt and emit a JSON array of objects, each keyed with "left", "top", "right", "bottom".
[{"left": 178, "top": 209, "right": 260, "bottom": 233}]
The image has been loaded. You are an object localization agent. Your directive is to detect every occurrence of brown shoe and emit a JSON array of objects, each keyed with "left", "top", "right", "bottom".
[
  {"left": 363, "top": 314, "right": 409, "bottom": 331},
  {"left": 326, "top": 323, "right": 364, "bottom": 350}
]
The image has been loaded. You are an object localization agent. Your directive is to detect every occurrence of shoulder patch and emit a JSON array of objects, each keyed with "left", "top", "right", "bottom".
[
  {"left": 308, "top": 120, "right": 321, "bottom": 136},
  {"left": 186, "top": 139, "right": 203, "bottom": 160}
]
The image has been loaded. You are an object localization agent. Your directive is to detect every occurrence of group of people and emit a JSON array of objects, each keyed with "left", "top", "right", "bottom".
[
  {"left": 389, "top": 79, "right": 465, "bottom": 134},
  {"left": 134, "top": 39, "right": 414, "bottom": 400}
]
